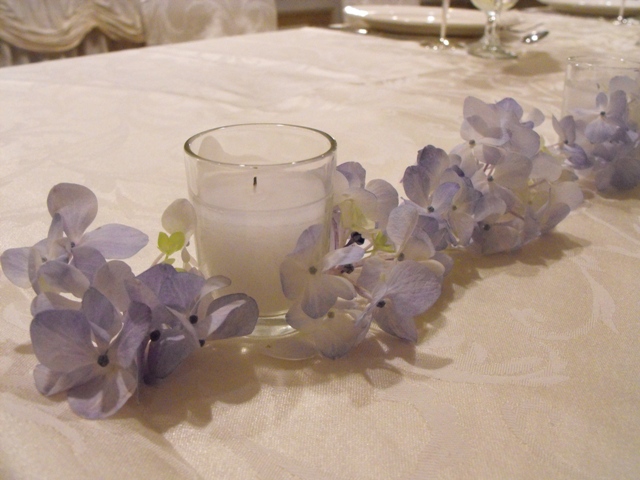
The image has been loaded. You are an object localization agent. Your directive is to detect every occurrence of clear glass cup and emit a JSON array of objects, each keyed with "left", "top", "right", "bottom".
[
  {"left": 561, "top": 56, "right": 640, "bottom": 124},
  {"left": 467, "top": 0, "right": 519, "bottom": 59},
  {"left": 184, "top": 124, "right": 337, "bottom": 337}
]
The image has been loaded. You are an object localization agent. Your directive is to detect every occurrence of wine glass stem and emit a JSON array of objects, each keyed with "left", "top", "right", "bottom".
[
  {"left": 483, "top": 11, "right": 499, "bottom": 48},
  {"left": 616, "top": 0, "right": 626, "bottom": 22},
  {"left": 440, "top": 0, "right": 451, "bottom": 43}
]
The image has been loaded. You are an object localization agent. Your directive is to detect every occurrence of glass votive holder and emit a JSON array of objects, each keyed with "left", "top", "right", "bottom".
[
  {"left": 184, "top": 124, "right": 336, "bottom": 337},
  {"left": 561, "top": 55, "right": 640, "bottom": 123}
]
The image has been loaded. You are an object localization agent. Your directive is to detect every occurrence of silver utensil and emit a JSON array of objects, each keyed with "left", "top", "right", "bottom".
[{"left": 521, "top": 29, "right": 549, "bottom": 44}]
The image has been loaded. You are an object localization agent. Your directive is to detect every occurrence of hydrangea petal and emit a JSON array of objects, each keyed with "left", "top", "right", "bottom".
[
  {"left": 386, "top": 203, "right": 419, "bottom": 251},
  {"left": 337, "top": 162, "right": 366, "bottom": 188},
  {"left": 610, "top": 153, "right": 640, "bottom": 190},
  {"left": 610, "top": 75, "right": 637, "bottom": 96},
  {"left": 322, "top": 245, "right": 364, "bottom": 271},
  {"left": 161, "top": 198, "right": 197, "bottom": 239},
  {"left": 474, "top": 195, "right": 507, "bottom": 221},
  {"left": 402, "top": 237, "right": 436, "bottom": 263},
  {"left": 80, "top": 224, "right": 148, "bottom": 259},
  {"left": 402, "top": 165, "right": 430, "bottom": 207},
  {"left": 509, "top": 123, "right": 541, "bottom": 158},
  {"left": 146, "top": 329, "right": 197, "bottom": 381},
  {"left": 71, "top": 246, "right": 106, "bottom": 284},
  {"left": 0, "top": 247, "right": 32, "bottom": 288},
  {"left": 33, "top": 364, "right": 96, "bottom": 396},
  {"left": 448, "top": 211, "right": 476, "bottom": 246},
  {"left": 93, "top": 260, "right": 136, "bottom": 312},
  {"left": 308, "top": 310, "right": 367, "bottom": 359},
  {"left": 550, "top": 182, "right": 584, "bottom": 210},
  {"left": 539, "top": 203, "right": 571, "bottom": 233},
  {"left": 136, "top": 263, "right": 204, "bottom": 312},
  {"left": 479, "top": 223, "right": 523, "bottom": 254},
  {"left": 608, "top": 89, "right": 628, "bottom": 119},
  {"left": 302, "top": 275, "right": 354, "bottom": 319},
  {"left": 356, "top": 255, "right": 385, "bottom": 293},
  {"left": 431, "top": 182, "right": 460, "bottom": 211},
  {"left": 384, "top": 260, "right": 442, "bottom": 316},
  {"left": 494, "top": 155, "right": 532, "bottom": 189},
  {"left": 67, "top": 368, "right": 137, "bottom": 419},
  {"left": 30, "top": 310, "right": 95, "bottom": 371},
  {"left": 47, "top": 183, "right": 98, "bottom": 242},
  {"left": 291, "top": 224, "right": 323, "bottom": 255},
  {"left": 31, "top": 292, "right": 81, "bottom": 315},
  {"left": 372, "top": 300, "right": 418, "bottom": 343},
  {"left": 159, "top": 270, "right": 205, "bottom": 312},
  {"left": 36, "top": 261, "right": 90, "bottom": 297},
  {"left": 585, "top": 118, "right": 620, "bottom": 144},
  {"left": 82, "top": 288, "right": 121, "bottom": 347},
  {"left": 366, "top": 178, "right": 399, "bottom": 229},
  {"left": 279, "top": 255, "right": 308, "bottom": 300},
  {"left": 200, "top": 275, "right": 231, "bottom": 298},
  {"left": 202, "top": 293, "right": 258, "bottom": 340},
  {"left": 115, "top": 302, "right": 151, "bottom": 366}
]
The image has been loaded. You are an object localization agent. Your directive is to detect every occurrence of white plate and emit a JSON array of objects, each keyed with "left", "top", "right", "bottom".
[
  {"left": 343, "top": 5, "right": 487, "bottom": 37},
  {"left": 538, "top": 0, "right": 640, "bottom": 15}
]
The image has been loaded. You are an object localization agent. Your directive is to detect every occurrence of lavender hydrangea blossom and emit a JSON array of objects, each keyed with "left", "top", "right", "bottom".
[
  {"left": 31, "top": 288, "right": 151, "bottom": 419},
  {"left": 1, "top": 183, "right": 148, "bottom": 297},
  {"left": 553, "top": 76, "right": 640, "bottom": 191},
  {"left": 277, "top": 96, "right": 584, "bottom": 359},
  {"left": 1, "top": 184, "right": 259, "bottom": 418},
  {"left": 2, "top": 93, "right": 610, "bottom": 416}
]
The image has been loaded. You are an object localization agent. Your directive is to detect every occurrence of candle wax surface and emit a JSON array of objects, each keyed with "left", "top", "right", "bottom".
[{"left": 194, "top": 172, "right": 331, "bottom": 317}]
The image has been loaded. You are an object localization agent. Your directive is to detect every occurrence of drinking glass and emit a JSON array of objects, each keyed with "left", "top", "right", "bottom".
[
  {"left": 613, "top": 0, "right": 638, "bottom": 25},
  {"left": 615, "top": 0, "right": 627, "bottom": 24},
  {"left": 184, "top": 124, "right": 336, "bottom": 337},
  {"left": 422, "top": 0, "right": 458, "bottom": 51},
  {"left": 561, "top": 56, "right": 640, "bottom": 123},
  {"left": 468, "top": 0, "right": 519, "bottom": 59}
]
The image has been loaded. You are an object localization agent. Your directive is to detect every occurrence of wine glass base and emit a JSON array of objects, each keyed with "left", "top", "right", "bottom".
[
  {"left": 249, "top": 314, "right": 295, "bottom": 338},
  {"left": 421, "top": 37, "right": 464, "bottom": 50},
  {"left": 467, "top": 40, "right": 516, "bottom": 59},
  {"left": 613, "top": 16, "right": 640, "bottom": 26}
]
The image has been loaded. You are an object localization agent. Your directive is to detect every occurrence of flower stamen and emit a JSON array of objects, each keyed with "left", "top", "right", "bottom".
[{"left": 97, "top": 354, "right": 109, "bottom": 367}]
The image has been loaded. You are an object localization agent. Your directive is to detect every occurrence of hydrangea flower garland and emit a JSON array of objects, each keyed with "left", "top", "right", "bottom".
[{"left": 1, "top": 92, "right": 638, "bottom": 419}]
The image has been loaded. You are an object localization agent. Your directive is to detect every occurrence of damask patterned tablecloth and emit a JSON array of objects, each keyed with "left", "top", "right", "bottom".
[{"left": 1, "top": 10, "right": 639, "bottom": 479}]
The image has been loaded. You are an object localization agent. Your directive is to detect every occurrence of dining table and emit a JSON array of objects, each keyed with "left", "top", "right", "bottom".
[{"left": 1, "top": 5, "right": 639, "bottom": 479}]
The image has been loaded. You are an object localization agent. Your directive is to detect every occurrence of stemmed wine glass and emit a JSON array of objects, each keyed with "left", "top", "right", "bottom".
[
  {"left": 422, "top": 0, "right": 458, "bottom": 51},
  {"left": 614, "top": 0, "right": 627, "bottom": 24},
  {"left": 613, "top": 0, "right": 638, "bottom": 25},
  {"left": 468, "top": 0, "right": 519, "bottom": 59}
]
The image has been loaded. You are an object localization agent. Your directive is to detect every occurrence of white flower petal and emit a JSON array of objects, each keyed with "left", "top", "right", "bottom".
[
  {"left": 162, "top": 199, "right": 197, "bottom": 239},
  {"left": 322, "top": 245, "right": 364, "bottom": 271}
]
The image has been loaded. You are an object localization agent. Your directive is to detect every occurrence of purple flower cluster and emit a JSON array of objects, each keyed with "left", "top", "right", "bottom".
[
  {"left": 553, "top": 76, "right": 640, "bottom": 191},
  {"left": 1, "top": 184, "right": 258, "bottom": 418},
  {"left": 7, "top": 93, "right": 632, "bottom": 418},
  {"left": 278, "top": 96, "right": 584, "bottom": 359}
]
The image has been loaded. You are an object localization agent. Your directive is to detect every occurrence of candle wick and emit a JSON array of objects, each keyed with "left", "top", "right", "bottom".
[{"left": 253, "top": 176, "right": 257, "bottom": 189}]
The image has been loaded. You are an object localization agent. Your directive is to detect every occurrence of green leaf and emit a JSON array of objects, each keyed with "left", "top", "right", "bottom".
[
  {"left": 372, "top": 231, "right": 395, "bottom": 253},
  {"left": 157, "top": 231, "right": 185, "bottom": 256}
]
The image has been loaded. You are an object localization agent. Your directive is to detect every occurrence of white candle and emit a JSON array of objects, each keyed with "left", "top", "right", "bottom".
[
  {"left": 194, "top": 171, "right": 330, "bottom": 317},
  {"left": 184, "top": 124, "right": 336, "bottom": 327}
]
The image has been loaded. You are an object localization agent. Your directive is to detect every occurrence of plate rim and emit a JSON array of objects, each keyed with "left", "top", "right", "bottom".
[
  {"left": 343, "top": 4, "right": 487, "bottom": 35},
  {"left": 537, "top": 0, "right": 640, "bottom": 14}
]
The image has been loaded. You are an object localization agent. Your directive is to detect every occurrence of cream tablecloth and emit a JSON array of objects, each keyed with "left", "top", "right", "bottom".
[{"left": 1, "top": 9, "right": 639, "bottom": 479}]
